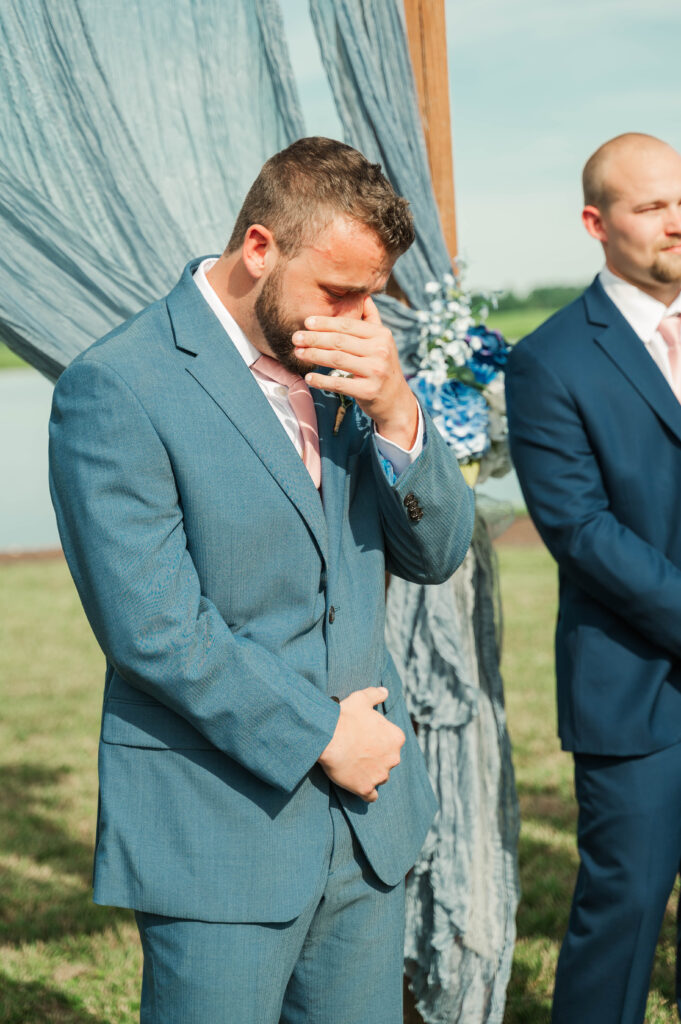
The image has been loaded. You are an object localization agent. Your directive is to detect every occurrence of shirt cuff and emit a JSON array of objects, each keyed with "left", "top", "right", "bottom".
[{"left": 373, "top": 402, "right": 424, "bottom": 481}]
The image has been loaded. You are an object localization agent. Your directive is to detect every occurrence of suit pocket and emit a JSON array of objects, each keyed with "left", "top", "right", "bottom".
[{"left": 101, "top": 698, "right": 215, "bottom": 750}]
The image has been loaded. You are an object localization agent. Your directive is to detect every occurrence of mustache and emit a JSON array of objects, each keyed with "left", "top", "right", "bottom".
[{"left": 659, "top": 237, "right": 681, "bottom": 251}]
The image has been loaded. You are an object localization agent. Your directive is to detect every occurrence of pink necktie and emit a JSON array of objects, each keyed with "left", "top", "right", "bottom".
[
  {"left": 253, "top": 354, "right": 322, "bottom": 489},
  {"left": 658, "top": 315, "right": 681, "bottom": 403}
]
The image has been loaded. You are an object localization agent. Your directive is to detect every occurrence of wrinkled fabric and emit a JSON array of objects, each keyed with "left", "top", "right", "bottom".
[
  {"left": 309, "top": 0, "right": 452, "bottom": 366},
  {"left": 386, "top": 511, "right": 520, "bottom": 1024},
  {"left": 0, "top": 0, "right": 303, "bottom": 379}
]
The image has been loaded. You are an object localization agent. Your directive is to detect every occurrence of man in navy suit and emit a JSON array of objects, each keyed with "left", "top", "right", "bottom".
[
  {"left": 506, "top": 133, "right": 681, "bottom": 1023},
  {"left": 49, "top": 138, "right": 473, "bottom": 1022}
]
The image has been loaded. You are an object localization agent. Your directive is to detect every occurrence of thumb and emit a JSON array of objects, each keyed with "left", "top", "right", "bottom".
[
  {"left": 362, "top": 295, "right": 383, "bottom": 325},
  {"left": 362, "top": 685, "right": 389, "bottom": 707}
]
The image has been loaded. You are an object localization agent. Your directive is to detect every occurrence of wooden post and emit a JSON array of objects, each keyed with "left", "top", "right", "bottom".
[{"left": 403, "top": 0, "right": 458, "bottom": 262}]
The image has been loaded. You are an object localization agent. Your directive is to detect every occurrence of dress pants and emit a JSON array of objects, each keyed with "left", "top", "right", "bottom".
[
  {"left": 552, "top": 740, "right": 681, "bottom": 1024},
  {"left": 135, "top": 790, "right": 405, "bottom": 1024}
]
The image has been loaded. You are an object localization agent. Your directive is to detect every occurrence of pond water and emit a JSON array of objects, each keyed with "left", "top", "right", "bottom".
[{"left": 0, "top": 368, "right": 524, "bottom": 553}]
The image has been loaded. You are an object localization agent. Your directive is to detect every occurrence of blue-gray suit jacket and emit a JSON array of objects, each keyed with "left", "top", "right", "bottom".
[{"left": 49, "top": 258, "right": 474, "bottom": 923}]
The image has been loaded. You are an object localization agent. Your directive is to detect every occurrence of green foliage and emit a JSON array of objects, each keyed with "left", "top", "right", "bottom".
[
  {"left": 0, "top": 549, "right": 677, "bottom": 1021},
  {"left": 496, "top": 284, "right": 587, "bottom": 314}
]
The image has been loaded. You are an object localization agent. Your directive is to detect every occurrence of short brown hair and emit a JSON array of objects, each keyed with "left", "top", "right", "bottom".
[{"left": 226, "top": 137, "right": 414, "bottom": 258}]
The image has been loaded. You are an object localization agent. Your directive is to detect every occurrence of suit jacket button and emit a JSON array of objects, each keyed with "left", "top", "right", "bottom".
[
  {"left": 328, "top": 606, "right": 336, "bottom": 624},
  {"left": 403, "top": 492, "right": 416, "bottom": 507},
  {"left": 330, "top": 695, "right": 340, "bottom": 703},
  {"left": 409, "top": 509, "right": 421, "bottom": 522}
]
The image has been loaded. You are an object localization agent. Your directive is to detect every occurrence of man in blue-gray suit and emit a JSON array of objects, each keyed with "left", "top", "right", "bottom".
[
  {"left": 49, "top": 137, "right": 473, "bottom": 1023},
  {"left": 506, "top": 133, "right": 681, "bottom": 1023}
]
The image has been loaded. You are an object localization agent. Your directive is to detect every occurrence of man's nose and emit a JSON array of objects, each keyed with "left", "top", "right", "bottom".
[{"left": 664, "top": 205, "right": 681, "bottom": 235}]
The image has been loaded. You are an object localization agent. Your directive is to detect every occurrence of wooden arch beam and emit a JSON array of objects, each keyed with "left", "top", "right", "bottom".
[{"left": 403, "top": 0, "right": 458, "bottom": 263}]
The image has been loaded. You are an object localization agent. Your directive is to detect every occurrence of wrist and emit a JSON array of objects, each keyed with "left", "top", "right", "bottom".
[{"left": 373, "top": 391, "right": 419, "bottom": 450}]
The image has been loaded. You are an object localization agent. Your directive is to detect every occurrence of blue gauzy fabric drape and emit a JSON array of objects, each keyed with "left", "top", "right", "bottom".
[
  {"left": 0, "top": 0, "right": 303, "bottom": 381},
  {"left": 309, "top": 0, "right": 452, "bottom": 366},
  {"left": 309, "top": 3, "right": 521, "bottom": 1022}
]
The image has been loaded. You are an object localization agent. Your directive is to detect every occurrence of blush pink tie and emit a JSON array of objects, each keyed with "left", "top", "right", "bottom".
[
  {"left": 253, "top": 354, "right": 322, "bottom": 489},
  {"left": 658, "top": 315, "right": 681, "bottom": 404}
]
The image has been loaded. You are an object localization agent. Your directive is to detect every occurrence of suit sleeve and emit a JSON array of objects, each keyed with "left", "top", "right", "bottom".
[
  {"left": 49, "top": 357, "right": 339, "bottom": 793},
  {"left": 506, "top": 340, "right": 681, "bottom": 659},
  {"left": 370, "top": 403, "right": 475, "bottom": 585}
]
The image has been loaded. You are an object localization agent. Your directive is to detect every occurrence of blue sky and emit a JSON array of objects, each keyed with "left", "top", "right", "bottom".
[{"left": 280, "top": 0, "right": 681, "bottom": 292}]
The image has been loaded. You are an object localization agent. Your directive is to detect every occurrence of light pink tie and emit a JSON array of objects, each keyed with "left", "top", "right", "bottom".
[
  {"left": 253, "top": 354, "right": 322, "bottom": 489},
  {"left": 658, "top": 315, "right": 681, "bottom": 403}
]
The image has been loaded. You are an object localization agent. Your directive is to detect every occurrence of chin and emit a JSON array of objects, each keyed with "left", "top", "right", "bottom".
[{"left": 652, "top": 253, "right": 681, "bottom": 285}]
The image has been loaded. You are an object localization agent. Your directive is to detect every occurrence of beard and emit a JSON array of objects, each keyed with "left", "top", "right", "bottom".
[
  {"left": 651, "top": 241, "right": 681, "bottom": 284},
  {"left": 254, "top": 264, "right": 310, "bottom": 376}
]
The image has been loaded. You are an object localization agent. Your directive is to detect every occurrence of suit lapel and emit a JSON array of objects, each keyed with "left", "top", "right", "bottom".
[
  {"left": 166, "top": 260, "right": 329, "bottom": 563},
  {"left": 585, "top": 278, "right": 681, "bottom": 445}
]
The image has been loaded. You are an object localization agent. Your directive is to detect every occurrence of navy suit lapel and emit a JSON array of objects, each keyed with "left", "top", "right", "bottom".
[
  {"left": 165, "top": 260, "right": 329, "bottom": 564},
  {"left": 585, "top": 278, "right": 681, "bottom": 446}
]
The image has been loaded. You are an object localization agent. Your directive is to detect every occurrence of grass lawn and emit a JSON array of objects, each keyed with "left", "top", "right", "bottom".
[
  {"left": 0, "top": 344, "right": 27, "bottom": 370},
  {"left": 487, "top": 307, "right": 557, "bottom": 342},
  {"left": 0, "top": 547, "right": 677, "bottom": 1022}
]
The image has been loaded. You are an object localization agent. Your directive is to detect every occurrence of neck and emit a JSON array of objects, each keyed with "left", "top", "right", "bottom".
[
  {"left": 206, "top": 253, "right": 270, "bottom": 354},
  {"left": 605, "top": 260, "right": 681, "bottom": 308}
]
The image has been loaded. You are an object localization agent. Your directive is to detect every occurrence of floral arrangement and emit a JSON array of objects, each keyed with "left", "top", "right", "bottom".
[{"left": 410, "top": 271, "right": 511, "bottom": 482}]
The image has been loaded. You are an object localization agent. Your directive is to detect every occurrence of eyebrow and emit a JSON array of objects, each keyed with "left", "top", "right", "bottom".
[{"left": 322, "top": 282, "right": 387, "bottom": 295}]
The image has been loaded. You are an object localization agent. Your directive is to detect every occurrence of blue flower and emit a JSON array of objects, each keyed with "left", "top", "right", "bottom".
[
  {"left": 411, "top": 375, "right": 490, "bottom": 462},
  {"left": 464, "top": 325, "right": 510, "bottom": 386}
]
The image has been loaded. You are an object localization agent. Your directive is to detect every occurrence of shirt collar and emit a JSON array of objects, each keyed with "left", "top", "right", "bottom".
[
  {"left": 599, "top": 265, "right": 681, "bottom": 343},
  {"left": 192, "top": 257, "right": 261, "bottom": 367}
]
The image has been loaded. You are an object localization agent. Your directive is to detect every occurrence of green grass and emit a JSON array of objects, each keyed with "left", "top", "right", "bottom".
[
  {"left": 487, "top": 307, "right": 558, "bottom": 342},
  {"left": 0, "top": 343, "right": 27, "bottom": 370},
  {"left": 0, "top": 548, "right": 677, "bottom": 1021}
]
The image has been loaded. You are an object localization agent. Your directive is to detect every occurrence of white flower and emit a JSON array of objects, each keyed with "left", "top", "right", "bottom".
[
  {"left": 425, "top": 281, "right": 440, "bottom": 294},
  {"left": 429, "top": 299, "right": 444, "bottom": 314},
  {"left": 416, "top": 310, "right": 430, "bottom": 323},
  {"left": 443, "top": 272, "right": 455, "bottom": 287}
]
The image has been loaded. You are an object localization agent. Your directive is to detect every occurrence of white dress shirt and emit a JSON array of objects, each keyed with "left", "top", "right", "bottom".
[
  {"left": 193, "top": 257, "right": 422, "bottom": 475},
  {"left": 599, "top": 266, "right": 681, "bottom": 385}
]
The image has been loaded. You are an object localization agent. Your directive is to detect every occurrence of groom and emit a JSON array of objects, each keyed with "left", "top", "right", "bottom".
[
  {"left": 507, "top": 133, "right": 681, "bottom": 1022},
  {"left": 49, "top": 136, "right": 474, "bottom": 1022}
]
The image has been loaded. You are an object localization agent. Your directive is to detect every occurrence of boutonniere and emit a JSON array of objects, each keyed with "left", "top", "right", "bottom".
[{"left": 325, "top": 370, "right": 354, "bottom": 434}]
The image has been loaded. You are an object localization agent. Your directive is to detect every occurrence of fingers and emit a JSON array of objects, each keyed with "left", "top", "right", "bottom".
[
  {"left": 303, "top": 314, "right": 377, "bottom": 338},
  {"left": 362, "top": 295, "right": 382, "bottom": 324},
  {"left": 362, "top": 685, "right": 389, "bottom": 707}
]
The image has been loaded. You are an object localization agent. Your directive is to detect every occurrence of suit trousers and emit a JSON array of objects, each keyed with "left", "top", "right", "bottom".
[
  {"left": 135, "top": 790, "right": 405, "bottom": 1024},
  {"left": 552, "top": 740, "right": 681, "bottom": 1024}
]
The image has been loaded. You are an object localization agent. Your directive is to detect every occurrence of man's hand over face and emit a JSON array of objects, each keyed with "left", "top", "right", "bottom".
[
  {"left": 293, "top": 296, "right": 419, "bottom": 450},
  {"left": 317, "top": 687, "right": 405, "bottom": 803}
]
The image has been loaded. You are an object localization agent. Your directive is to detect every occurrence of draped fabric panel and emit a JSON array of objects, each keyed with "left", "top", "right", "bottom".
[
  {"left": 309, "top": 0, "right": 453, "bottom": 364},
  {"left": 0, "top": 0, "right": 303, "bottom": 380},
  {"left": 308, "top": 4, "right": 520, "bottom": 1021}
]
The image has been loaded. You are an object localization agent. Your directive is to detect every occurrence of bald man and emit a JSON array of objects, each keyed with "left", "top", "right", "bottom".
[{"left": 506, "top": 133, "right": 681, "bottom": 1022}]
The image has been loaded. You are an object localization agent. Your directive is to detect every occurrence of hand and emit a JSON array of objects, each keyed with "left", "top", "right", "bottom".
[
  {"left": 293, "top": 297, "right": 419, "bottom": 450},
  {"left": 318, "top": 686, "right": 405, "bottom": 802}
]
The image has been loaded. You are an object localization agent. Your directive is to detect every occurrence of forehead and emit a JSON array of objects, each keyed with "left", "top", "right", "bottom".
[
  {"left": 295, "top": 215, "right": 393, "bottom": 288},
  {"left": 609, "top": 148, "right": 681, "bottom": 204}
]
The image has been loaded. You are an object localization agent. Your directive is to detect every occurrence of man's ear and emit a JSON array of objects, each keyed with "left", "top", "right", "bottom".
[
  {"left": 241, "top": 224, "right": 277, "bottom": 281},
  {"left": 582, "top": 205, "right": 607, "bottom": 243}
]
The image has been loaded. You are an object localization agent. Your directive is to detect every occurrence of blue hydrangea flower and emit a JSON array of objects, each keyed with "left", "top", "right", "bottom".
[{"left": 411, "top": 375, "right": 490, "bottom": 462}]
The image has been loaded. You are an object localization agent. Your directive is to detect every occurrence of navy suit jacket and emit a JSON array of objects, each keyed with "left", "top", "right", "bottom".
[
  {"left": 506, "top": 276, "right": 681, "bottom": 757},
  {"left": 49, "top": 258, "right": 474, "bottom": 922}
]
